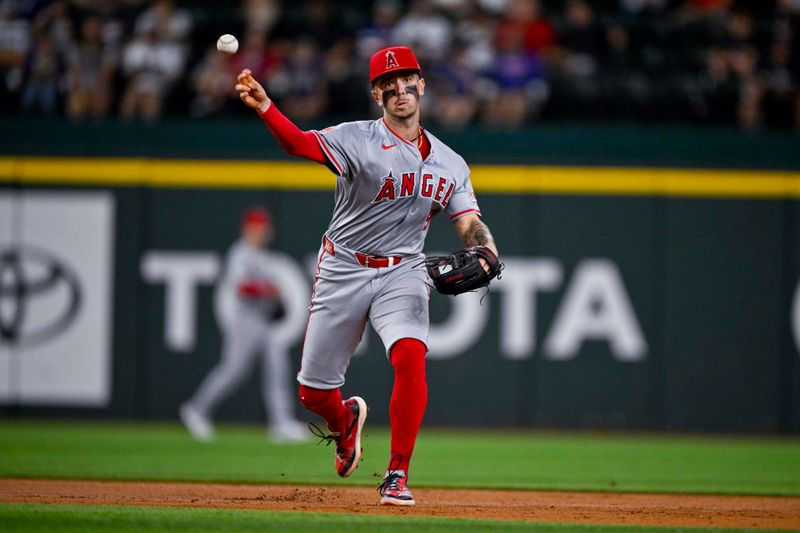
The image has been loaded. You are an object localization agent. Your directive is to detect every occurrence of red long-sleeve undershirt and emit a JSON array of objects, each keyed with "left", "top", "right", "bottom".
[
  {"left": 258, "top": 104, "right": 326, "bottom": 164},
  {"left": 258, "top": 103, "right": 431, "bottom": 163}
]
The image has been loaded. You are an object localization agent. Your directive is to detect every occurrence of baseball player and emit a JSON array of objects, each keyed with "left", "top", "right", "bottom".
[
  {"left": 180, "top": 207, "right": 309, "bottom": 444},
  {"left": 235, "top": 46, "right": 499, "bottom": 506}
]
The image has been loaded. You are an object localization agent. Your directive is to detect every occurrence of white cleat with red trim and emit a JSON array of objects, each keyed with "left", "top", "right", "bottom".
[{"left": 379, "top": 469, "right": 415, "bottom": 506}]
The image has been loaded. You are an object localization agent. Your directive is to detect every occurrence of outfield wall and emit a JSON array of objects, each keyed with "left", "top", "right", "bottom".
[{"left": 1, "top": 157, "right": 799, "bottom": 433}]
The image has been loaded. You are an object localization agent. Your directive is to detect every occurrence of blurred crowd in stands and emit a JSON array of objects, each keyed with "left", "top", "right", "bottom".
[{"left": 0, "top": 0, "right": 798, "bottom": 130}]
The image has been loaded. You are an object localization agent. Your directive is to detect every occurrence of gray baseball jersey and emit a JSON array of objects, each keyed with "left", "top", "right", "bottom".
[
  {"left": 312, "top": 118, "right": 481, "bottom": 255},
  {"left": 297, "top": 118, "right": 482, "bottom": 390}
]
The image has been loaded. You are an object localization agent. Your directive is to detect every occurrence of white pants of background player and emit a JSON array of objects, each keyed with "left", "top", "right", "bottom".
[{"left": 182, "top": 310, "right": 306, "bottom": 442}]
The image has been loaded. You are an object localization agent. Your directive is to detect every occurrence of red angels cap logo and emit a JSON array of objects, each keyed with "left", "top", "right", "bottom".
[
  {"left": 385, "top": 50, "right": 399, "bottom": 70},
  {"left": 370, "top": 46, "right": 421, "bottom": 84}
]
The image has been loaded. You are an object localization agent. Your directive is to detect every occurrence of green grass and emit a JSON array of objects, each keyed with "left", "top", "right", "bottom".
[
  {"left": 0, "top": 504, "right": 783, "bottom": 533},
  {"left": 1, "top": 420, "right": 799, "bottom": 496}
]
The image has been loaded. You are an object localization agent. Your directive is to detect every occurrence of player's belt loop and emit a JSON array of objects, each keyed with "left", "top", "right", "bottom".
[{"left": 323, "top": 236, "right": 335, "bottom": 257}]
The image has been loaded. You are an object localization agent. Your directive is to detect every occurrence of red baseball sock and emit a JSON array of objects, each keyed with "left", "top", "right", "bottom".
[
  {"left": 299, "top": 385, "right": 349, "bottom": 434},
  {"left": 388, "top": 338, "right": 428, "bottom": 475}
]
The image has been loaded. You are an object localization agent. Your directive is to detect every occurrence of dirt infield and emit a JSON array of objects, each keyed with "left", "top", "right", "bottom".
[{"left": 1, "top": 479, "right": 799, "bottom": 530}]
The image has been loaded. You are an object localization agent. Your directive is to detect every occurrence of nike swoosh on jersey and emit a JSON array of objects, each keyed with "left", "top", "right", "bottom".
[{"left": 382, "top": 144, "right": 397, "bottom": 150}]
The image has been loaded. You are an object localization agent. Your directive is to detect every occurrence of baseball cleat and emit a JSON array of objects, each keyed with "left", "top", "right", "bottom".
[
  {"left": 308, "top": 396, "right": 368, "bottom": 477},
  {"left": 378, "top": 469, "right": 415, "bottom": 506},
  {"left": 179, "top": 404, "right": 214, "bottom": 442},
  {"left": 335, "top": 396, "right": 367, "bottom": 477}
]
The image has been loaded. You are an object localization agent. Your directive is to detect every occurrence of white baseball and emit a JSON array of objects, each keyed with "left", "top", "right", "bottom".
[{"left": 216, "top": 34, "right": 238, "bottom": 55}]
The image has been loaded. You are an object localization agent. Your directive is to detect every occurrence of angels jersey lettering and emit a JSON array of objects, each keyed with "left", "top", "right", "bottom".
[{"left": 312, "top": 119, "right": 481, "bottom": 256}]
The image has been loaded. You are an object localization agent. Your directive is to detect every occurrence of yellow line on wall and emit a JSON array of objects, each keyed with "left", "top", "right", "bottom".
[
  {"left": 6, "top": 158, "right": 332, "bottom": 190},
  {"left": 1, "top": 157, "right": 799, "bottom": 198},
  {"left": 479, "top": 166, "right": 800, "bottom": 198}
]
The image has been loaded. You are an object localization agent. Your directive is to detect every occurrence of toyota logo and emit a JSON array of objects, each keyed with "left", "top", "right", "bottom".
[{"left": 0, "top": 246, "right": 82, "bottom": 347}]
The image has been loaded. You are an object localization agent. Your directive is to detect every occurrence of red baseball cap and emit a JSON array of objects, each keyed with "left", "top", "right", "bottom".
[
  {"left": 369, "top": 46, "right": 421, "bottom": 85},
  {"left": 242, "top": 207, "right": 272, "bottom": 228}
]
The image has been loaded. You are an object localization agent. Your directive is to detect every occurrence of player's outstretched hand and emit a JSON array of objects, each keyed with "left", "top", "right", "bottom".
[{"left": 235, "top": 69, "right": 270, "bottom": 113}]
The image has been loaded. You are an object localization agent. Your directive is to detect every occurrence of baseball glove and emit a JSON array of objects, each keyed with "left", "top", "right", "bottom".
[
  {"left": 424, "top": 246, "right": 503, "bottom": 295},
  {"left": 266, "top": 299, "right": 286, "bottom": 321}
]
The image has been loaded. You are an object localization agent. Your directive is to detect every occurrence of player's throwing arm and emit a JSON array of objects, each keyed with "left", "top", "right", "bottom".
[{"left": 236, "top": 69, "right": 271, "bottom": 113}]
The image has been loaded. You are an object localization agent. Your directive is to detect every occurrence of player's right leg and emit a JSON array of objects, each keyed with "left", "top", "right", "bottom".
[
  {"left": 297, "top": 241, "right": 374, "bottom": 476},
  {"left": 300, "top": 386, "right": 367, "bottom": 477}
]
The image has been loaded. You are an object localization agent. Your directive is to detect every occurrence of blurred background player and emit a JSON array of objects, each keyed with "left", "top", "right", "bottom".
[{"left": 180, "top": 207, "right": 309, "bottom": 444}]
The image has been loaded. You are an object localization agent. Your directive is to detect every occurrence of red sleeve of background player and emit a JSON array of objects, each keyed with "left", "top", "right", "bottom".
[
  {"left": 258, "top": 105, "right": 326, "bottom": 164},
  {"left": 238, "top": 280, "right": 280, "bottom": 298}
]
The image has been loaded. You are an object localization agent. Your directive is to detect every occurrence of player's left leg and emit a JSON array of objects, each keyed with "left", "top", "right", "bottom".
[
  {"left": 389, "top": 338, "right": 428, "bottom": 470},
  {"left": 370, "top": 258, "right": 429, "bottom": 506},
  {"left": 379, "top": 337, "right": 426, "bottom": 506}
]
